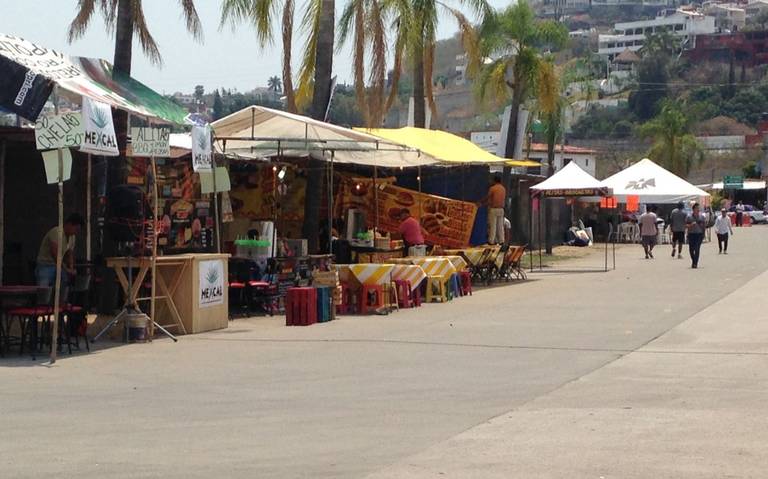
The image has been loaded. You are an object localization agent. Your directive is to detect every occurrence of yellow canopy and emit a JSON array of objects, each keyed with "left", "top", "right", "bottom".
[{"left": 358, "top": 127, "right": 540, "bottom": 167}]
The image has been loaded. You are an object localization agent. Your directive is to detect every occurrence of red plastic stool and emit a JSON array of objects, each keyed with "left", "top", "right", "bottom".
[
  {"left": 286, "top": 287, "right": 317, "bottom": 326},
  {"left": 412, "top": 282, "right": 423, "bottom": 307},
  {"left": 337, "top": 282, "right": 358, "bottom": 314},
  {"left": 228, "top": 282, "right": 247, "bottom": 318},
  {"left": 458, "top": 271, "right": 473, "bottom": 296},
  {"left": 394, "top": 279, "right": 412, "bottom": 308},
  {"left": 359, "top": 284, "right": 385, "bottom": 314}
]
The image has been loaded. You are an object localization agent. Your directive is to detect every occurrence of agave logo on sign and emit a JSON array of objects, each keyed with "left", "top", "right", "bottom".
[
  {"left": 191, "top": 124, "right": 212, "bottom": 171},
  {"left": 199, "top": 259, "right": 224, "bottom": 307},
  {"left": 81, "top": 97, "right": 118, "bottom": 156}
]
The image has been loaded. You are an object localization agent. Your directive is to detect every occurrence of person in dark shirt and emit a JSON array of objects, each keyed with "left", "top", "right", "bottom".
[
  {"left": 686, "top": 203, "right": 707, "bottom": 269},
  {"left": 668, "top": 201, "right": 687, "bottom": 259}
]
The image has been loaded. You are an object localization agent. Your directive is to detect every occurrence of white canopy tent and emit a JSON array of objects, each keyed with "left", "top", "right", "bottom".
[
  {"left": 601, "top": 158, "right": 710, "bottom": 204},
  {"left": 531, "top": 162, "right": 611, "bottom": 197},
  {"left": 210, "top": 106, "right": 435, "bottom": 167},
  {"left": 529, "top": 162, "right": 614, "bottom": 272}
]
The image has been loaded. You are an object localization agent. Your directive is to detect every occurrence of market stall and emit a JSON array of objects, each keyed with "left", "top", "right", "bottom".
[
  {"left": 530, "top": 162, "right": 614, "bottom": 272},
  {"left": 0, "top": 33, "right": 232, "bottom": 360}
]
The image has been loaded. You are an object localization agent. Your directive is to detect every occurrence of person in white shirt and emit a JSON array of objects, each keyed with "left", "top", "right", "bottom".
[
  {"left": 714, "top": 208, "right": 734, "bottom": 254},
  {"left": 638, "top": 206, "right": 658, "bottom": 259},
  {"left": 735, "top": 201, "right": 745, "bottom": 227}
]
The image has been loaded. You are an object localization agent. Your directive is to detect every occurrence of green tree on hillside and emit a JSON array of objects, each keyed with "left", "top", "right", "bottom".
[
  {"left": 475, "top": 0, "right": 567, "bottom": 197},
  {"left": 639, "top": 100, "right": 703, "bottom": 177}
]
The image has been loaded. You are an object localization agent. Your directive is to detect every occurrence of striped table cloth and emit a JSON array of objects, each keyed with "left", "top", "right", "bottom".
[
  {"left": 335, "top": 263, "right": 395, "bottom": 286},
  {"left": 407, "top": 257, "right": 457, "bottom": 280},
  {"left": 387, "top": 264, "right": 427, "bottom": 291}
]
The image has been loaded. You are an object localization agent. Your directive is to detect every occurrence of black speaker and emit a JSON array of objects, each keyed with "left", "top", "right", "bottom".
[{"left": 106, "top": 185, "right": 145, "bottom": 242}]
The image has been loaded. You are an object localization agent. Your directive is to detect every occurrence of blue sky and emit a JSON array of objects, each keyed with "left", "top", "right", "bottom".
[{"left": 0, "top": 0, "right": 509, "bottom": 95}]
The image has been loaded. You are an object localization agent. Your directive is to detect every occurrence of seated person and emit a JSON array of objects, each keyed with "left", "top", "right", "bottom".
[{"left": 396, "top": 208, "right": 425, "bottom": 254}]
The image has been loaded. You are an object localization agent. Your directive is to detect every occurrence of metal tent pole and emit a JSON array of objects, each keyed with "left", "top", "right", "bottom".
[
  {"left": 86, "top": 154, "right": 92, "bottom": 263},
  {"left": 0, "top": 140, "right": 5, "bottom": 285},
  {"left": 328, "top": 151, "right": 335, "bottom": 254},
  {"left": 50, "top": 86, "right": 64, "bottom": 364},
  {"left": 211, "top": 129, "right": 221, "bottom": 253}
]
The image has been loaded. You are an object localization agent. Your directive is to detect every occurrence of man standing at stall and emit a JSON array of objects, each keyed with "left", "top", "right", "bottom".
[
  {"left": 479, "top": 176, "right": 506, "bottom": 245},
  {"left": 36, "top": 213, "right": 84, "bottom": 290}
]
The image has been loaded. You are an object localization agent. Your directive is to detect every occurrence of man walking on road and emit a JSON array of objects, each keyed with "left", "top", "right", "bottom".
[
  {"left": 669, "top": 201, "right": 687, "bottom": 259},
  {"left": 714, "top": 208, "right": 734, "bottom": 254},
  {"left": 639, "top": 206, "right": 658, "bottom": 259},
  {"left": 686, "top": 203, "right": 707, "bottom": 269},
  {"left": 479, "top": 176, "right": 506, "bottom": 245}
]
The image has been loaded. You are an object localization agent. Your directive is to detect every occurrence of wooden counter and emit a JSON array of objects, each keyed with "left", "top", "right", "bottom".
[{"left": 106, "top": 253, "right": 230, "bottom": 335}]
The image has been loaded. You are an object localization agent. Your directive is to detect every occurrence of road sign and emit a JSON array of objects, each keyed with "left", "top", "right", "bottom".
[{"left": 723, "top": 175, "right": 743, "bottom": 189}]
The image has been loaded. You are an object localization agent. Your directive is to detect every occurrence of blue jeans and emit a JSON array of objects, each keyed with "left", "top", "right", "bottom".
[
  {"left": 688, "top": 233, "right": 704, "bottom": 267},
  {"left": 36, "top": 264, "right": 69, "bottom": 302}
]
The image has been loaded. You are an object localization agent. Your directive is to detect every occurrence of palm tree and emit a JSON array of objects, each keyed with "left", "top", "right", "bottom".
[
  {"left": 268, "top": 75, "right": 283, "bottom": 93},
  {"left": 69, "top": 0, "right": 203, "bottom": 73},
  {"left": 382, "top": 0, "right": 489, "bottom": 128},
  {"left": 220, "top": 0, "right": 298, "bottom": 112},
  {"left": 639, "top": 100, "right": 703, "bottom": 178},
  {"left": 337, "top": 0, "right": 387, "bottom": 127},
  {"left": 475, "top": 0, "right": 567, "bottom": 202},
  {"left": 536, "top": 59, "right": 565, "bottom": 254},
  {"left": 222, "top": 0, "right": 337, "bottom": 252},
  {"left": 68, "top": 0, "right": 203, "bottom": 163}
]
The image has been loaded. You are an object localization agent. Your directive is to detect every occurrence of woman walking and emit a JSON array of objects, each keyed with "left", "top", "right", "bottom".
[
  {"left": 686, "top": 203, "right": 707, "bottom": 269},
  {"left": 714, "top": 208, "right": 734, "bottom": 254}
]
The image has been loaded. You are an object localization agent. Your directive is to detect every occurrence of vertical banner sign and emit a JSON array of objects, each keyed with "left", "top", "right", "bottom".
[
  {"left": 80, "top": 97, "right": 118, "bottom": 156},
  {"left": 191, "top": 125, "right": 212, "bottom": 171},
  {"left": 34, "top": 112, "right": 83, "bottom": 150},
  {"left": 199, "top": 259, "right": 224, "bottom": 307},
  {"left": 130, "top": 127, "right": 170, "bottom": 157}
]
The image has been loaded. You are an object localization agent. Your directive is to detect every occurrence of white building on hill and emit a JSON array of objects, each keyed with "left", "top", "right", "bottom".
[{"left": 598, "top": 8, "right": 716, "bottom": 60}]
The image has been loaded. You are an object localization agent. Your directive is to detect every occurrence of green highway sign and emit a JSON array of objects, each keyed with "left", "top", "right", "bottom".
[{"left": 723, "top": 175, "right": 743, "bottom": 189}]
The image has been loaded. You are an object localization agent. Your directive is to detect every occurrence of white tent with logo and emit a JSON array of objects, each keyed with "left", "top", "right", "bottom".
[
  {"left": 531, "top": 161, "right": 611, "bottom": 197},
  {"left": 601, "top": 158, "right": 710, "bottom": 203}
]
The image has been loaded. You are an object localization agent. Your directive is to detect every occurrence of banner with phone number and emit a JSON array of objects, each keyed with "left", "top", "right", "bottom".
[{"left": 335, "top": 177, "right": 477, "bottom": 248}]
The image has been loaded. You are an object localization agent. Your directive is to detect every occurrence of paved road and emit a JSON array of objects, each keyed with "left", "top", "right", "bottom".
[{"left": 2, "top": 227, "right": 767, "bottom": 478}]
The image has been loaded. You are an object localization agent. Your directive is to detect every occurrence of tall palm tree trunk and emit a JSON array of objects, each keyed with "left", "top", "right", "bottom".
[
  {"left": 112, "top": 0, "right": 133, "bottom": 181},
  {"left": 412, "top": 37, "right": 426, "bottom": 128},
  {"left": 98, "top": 0, "right": 134, "bottom": 314},
  {"left": 303, "top": 0, "right": 335, "bottom": 253}
]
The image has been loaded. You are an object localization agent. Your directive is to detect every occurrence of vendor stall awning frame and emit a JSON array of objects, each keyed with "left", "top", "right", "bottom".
[
  {"left": 358, "top": 127, "right": 541, "bottom": 167},
  {"left": 0, "top": 33, "right": 191, "bottom": 124}
]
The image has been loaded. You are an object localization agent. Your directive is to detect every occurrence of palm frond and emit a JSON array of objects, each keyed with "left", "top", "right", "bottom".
[
  {"left": 368, "top": 0, "right": 387, "bottom": 126},
  {"left": 537, "top": 58, "right": 559, "bottom": 115},
  {"left": 352, "top": 0, "right": 370, "bottom": 125},
  {"left": 337, "top": 0, "right": 357, "bottom": 48},
  {"left": 68, "top": 0, "right": 98, "bottom": 42},
  {"left": 444, "top": 6, "right": 480, "bottom": 79},
  {"left": 296, "top": 0, "right": 322, "bottom": 111},
  {"left": 131, "top": 0, "right": 163, "bottom": 66},
  {"left": 385, "top": 16, "right": 407, "bottom": 112},
  {"left": 424, "top": 40, "right": 437, "bottom": 119},
  {"left": 220, "top": 0, "right": 275, "bottom": 47},
  {"left": 178, "top": 0, "right": 204, "bottom": 41}
]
